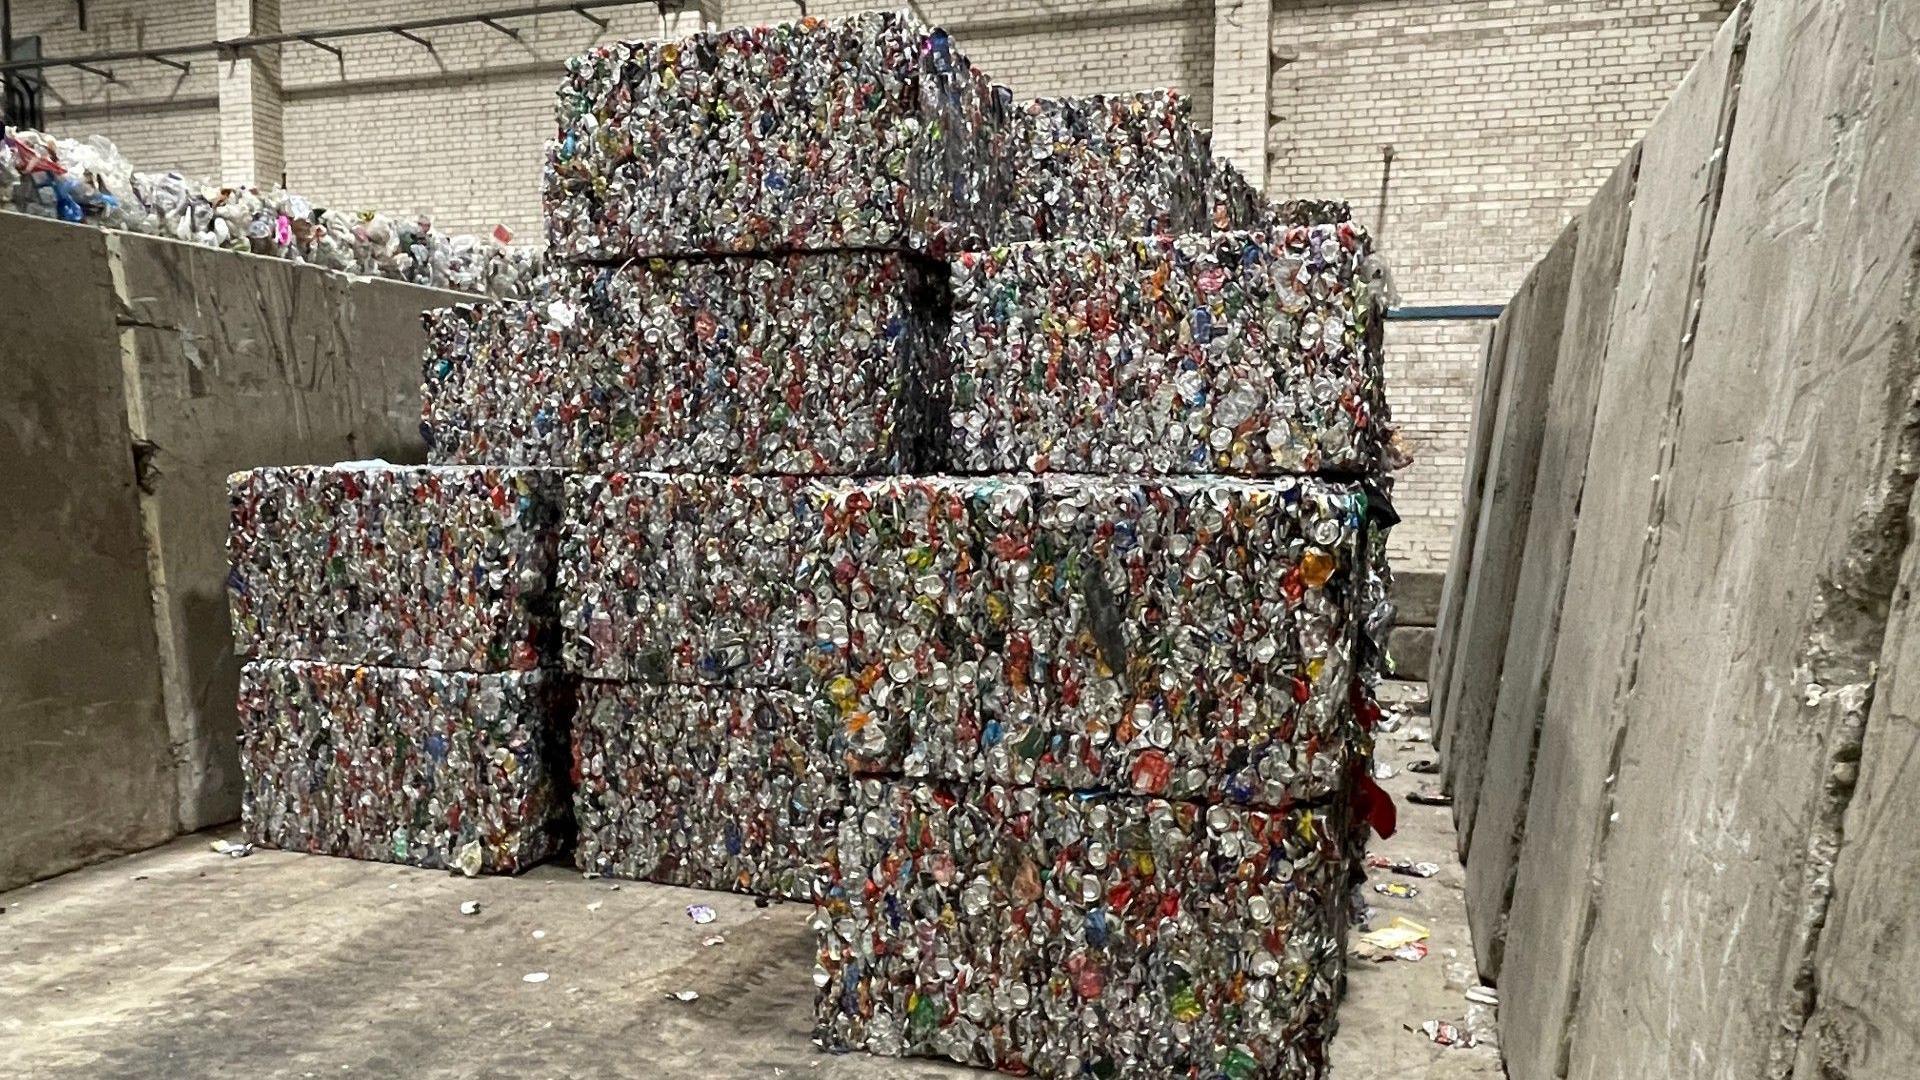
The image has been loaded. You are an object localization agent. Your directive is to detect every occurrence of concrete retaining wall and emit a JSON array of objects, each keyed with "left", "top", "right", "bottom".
[
  {"left": 1436, "top": 0, "right": 1920, "bottom": 1074},
  {"left": 0, "top": 212, "right": 455, "bottom": 890},
  {"left": 1438, "top": 223, "right": 1578, "bottom": 856}
]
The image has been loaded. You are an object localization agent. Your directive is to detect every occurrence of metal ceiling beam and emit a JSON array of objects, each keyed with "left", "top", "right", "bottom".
[
  {"left": 391, "top": 28, "right": 435, "bottom": 52},
  {"left": 0, "top": 0, "right": 670, "bottom": 76}
]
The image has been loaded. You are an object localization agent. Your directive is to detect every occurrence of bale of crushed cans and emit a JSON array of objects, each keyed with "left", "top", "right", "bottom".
[
  {"left": 421, "top": 301, "right": 576, "bottom": 468},
  {"left": 571, "top": 681, "right": 842, "bottom": 898},
  {"left": 824, "top": 474, "right": 1372, "bottom": 807},
  {"left": 544, "top": 11, "right": 1007, "bottom": 259},
  {"left": 946, "top": 213, "right": 1392, "bottom": 476},
  {"left": 559, "top": 472, "right": 848, "bottom": 685},
  {"left": 238, "top": 659, "right": 573, "bottom": 874},
  {"left": 1, "top": 129, "right": 542, "bottom": 298},
  {"left": 422, "top": 254, "right": 949, "bottom": 473},
  {"left": 1208, "top": 158, "right": 1276, "bottom": 232},
  {"left": 227, "top": 464, "right": 564, "bottom": 672},
  {"left": 813, "top": 778, "right": 1351, "bottom": 1078},
  {"left": 553, "top": 470, "right": 1372, "bottom": 805},
  {"left": 997, "top": 90, "right": 1210, "bottom": 243}
]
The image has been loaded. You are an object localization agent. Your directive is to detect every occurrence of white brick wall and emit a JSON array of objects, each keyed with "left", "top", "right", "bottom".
[
  {"left": 18, "top": 0, "right": 1736, "bottom": 570},
  {"left": 1267, "top": 0, "right": 1734, "bottom": 568}
]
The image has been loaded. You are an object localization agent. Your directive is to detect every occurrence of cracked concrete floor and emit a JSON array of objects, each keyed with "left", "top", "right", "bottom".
[{"left": 0, "top": 686, "right": 1499, "bottom": 1079}]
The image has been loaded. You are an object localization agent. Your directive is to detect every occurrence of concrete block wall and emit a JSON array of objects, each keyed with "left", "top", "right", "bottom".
[
  {"left": 0, "top": 211, "right": 458, "bottom": 891},
  {"left": 15, "top": 0, "right": 1739, "bottom": 574},
  {"left": 1434, "top": 1, "right": 1920, "bottom": 1075}
]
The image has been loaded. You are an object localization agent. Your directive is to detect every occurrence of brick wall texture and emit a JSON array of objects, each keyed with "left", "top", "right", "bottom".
[{"left": 16, "top": 0, "right": 1736, "bottom": 570}]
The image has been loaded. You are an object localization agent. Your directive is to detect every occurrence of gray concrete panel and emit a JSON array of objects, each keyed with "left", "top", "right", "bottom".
[
  {"left": 1443, "top": 221, "right": 1579, "bottom": 851},
  {"left": 1566, "top": 0, "right": 1920, "bottom": 1075},
  {"left": 0, "top": 215, "right": 176, "bottom": 892},
  {"left": 1464, "top": 149, "right": 1639, "bottom": 986},
  {"left": 1497, "top": 9, "right": 1749, "bottom": 1074}
]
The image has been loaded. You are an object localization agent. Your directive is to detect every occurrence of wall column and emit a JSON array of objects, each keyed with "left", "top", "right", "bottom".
[
  {"left": 215, "top": 0, "right": 284, "bottom": 187},
  {"left": 1210, "top": 0, "right": 1273, "bottom": 187}
]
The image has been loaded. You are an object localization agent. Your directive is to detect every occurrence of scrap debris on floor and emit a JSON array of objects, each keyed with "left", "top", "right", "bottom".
[{"left": 1330, "top": 682, "right": 1504, "bottom": 1078}]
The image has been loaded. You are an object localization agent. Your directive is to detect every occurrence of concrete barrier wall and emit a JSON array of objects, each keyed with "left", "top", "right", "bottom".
[
  {"left": 0, "top": 219, "right": 177, "bottom": 894},
  {"left": 1438, "top": 223, "right": 1579, "bottom": 855},
  {"left": 1436, "top": 0, "right": 1920, "bottom": 1074},
  {"left": 0, "top": 212, "right": 457, "bottom": 890}
]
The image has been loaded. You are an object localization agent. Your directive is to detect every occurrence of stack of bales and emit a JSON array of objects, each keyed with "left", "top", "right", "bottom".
[
  {"left": 225, "top": 464, "right": 573, "bottom": 875},
  {"left": 812, "top": 201, "right": 1399, "bottom": 1077},
  {"left": 439, "top": 11, "right": 1007, "bottom": 899},
  {"left": 228, "top": 8, "right": 1400, "bottom": 1075}
]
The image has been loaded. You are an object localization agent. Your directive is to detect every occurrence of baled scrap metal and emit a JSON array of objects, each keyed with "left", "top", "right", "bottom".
[
  {"left": 947, "top": 215, "right": 1391, "bottom": 476},
  {"left": 824, "top": 474, "right": 1367, "bottom": 807},
  {"left": 238, "top": 659, "right": 572, "bottom": 874},
  {"left": 825, "top": 475, "right": 1045, "bottom": 775},
  {"left": 1025, "top": 475, "right": 1367, "bottom": 805},
  {"left": 813, "top": 778, "right": 1351, "bottom": 1078},
  {"left": 559, "top": 472, "right": 849, "bottom": 685},
  {"left": 997, "top": 90, "right": 1210, "bottom": 243},
  {"left": 422, "top": 301, "right": 577, "bottom": 468},
  {"left": 545, "top": 11, "right": 1007, "bottom": 260},
  {"left": 421, "top": 254, "right": 950, "bottom": 474},
  {"left": 1207, "top": 158, "right": 1275, "bottom": 232},
  {"left": 227, "top": 465, "right": 564, "bottom": 671},
  {"left": 565, "top": 252, "right": 949, "bottom": 474},
  {"left": 571, "top": 681, "right": 842, "bottom": 898}
]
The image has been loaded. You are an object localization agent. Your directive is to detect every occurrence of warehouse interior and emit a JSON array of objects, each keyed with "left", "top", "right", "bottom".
[{"left": 1, "top": 2, "right": 1912, "bottom": 1079}]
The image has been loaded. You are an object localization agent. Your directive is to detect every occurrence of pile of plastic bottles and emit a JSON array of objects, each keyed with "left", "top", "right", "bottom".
[{"left": 1, "top": 128, "right": 544, "bottom": 298}]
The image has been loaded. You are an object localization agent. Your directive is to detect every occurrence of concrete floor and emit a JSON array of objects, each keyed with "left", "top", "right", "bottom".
[{"left": 0, "top": 686, "right": 1499, "bottom": 1080}]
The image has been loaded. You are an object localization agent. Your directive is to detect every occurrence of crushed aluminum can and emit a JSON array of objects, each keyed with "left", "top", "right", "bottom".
[
  {"left": 1419, "top": 1019, "right": 1476, "bottom": 1048},
  {"left": 226, "top": 465, "right": 564, "bottom": 672},
  {"left": 422, "top": 302, "right": 578, "bottom": 469},
  {"left": 1208, "top": 157, "right": 1280, "bottom": 232},
  {"left": 544, "top": 12, "right": 1006, "bottom": 260},
  {"left": 559, "top": 473, "right": 849, "bottom": 686},
  {"left": 562, "top": 254, "right": 948, "bottom": 475},
  {"left": 556, "top": 471, "right": 1374, "bottom": 809},
  {"left": 1366, "top": 855, "right": 1441, "bottom": 879},
  {"left": 823, "top": 475, "right": 1043, "bottom": 777},
  {"left": 237, "top": 660, "right": 572, "bottom": 875},
  {"left": 813, "top": 778, "right": 1351, "bottom": 1077},
  {"left": 424, "top": 254, "right": 950, "bottom": 474},
  {"left": 570, "top": 682, "right": 842, "bottom": 900},
  {"left": 946, "top": 215, "right": 1395, "bottom": 477}
]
